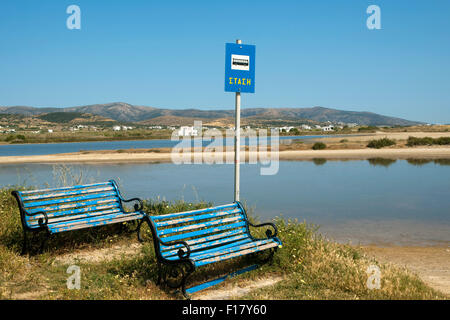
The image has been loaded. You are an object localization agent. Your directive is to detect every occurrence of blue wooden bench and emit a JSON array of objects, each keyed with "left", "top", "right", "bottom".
[
  {"left": 11, "top": 180, "right": 147, "bottom": 254},
  {"left": 146, "top": 201, "right": 282, "bottom": 298}
]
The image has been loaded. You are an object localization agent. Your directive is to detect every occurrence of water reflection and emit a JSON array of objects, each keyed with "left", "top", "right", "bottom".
[
  {"left": 435, "top": 159, "right": 450, "bottom": 166},
  {"left": 367, "top": 158, "right": 397, "bottom": 167},
  {"left": 406, "top": 158, "right": 450, "bottom": 166},
  {"left": 312, "top": 158, "right": 327, "bottom": 166},
  {"left": 406, "top": 159, "right": 432, "bottom": 166}
]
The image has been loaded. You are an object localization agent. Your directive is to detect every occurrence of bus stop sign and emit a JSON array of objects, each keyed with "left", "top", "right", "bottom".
[{"left": 225, "top": 43, "right": 255, "bottom": 93}]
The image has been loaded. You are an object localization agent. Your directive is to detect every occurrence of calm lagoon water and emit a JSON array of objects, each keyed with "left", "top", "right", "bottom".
[{"left": 0, "top": 159, "right": 449, "bottom": 246}]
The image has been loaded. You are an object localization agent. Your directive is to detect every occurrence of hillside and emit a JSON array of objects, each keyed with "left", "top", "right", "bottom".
[
  {"left": 0, "top": 112, "right": 116, "bottom": 130},
  {"left": 0, "top": 103, "right": 423, "bottom": 126},
  {"left": 37, "top": 112, "right": 115, "bottom": 124}
]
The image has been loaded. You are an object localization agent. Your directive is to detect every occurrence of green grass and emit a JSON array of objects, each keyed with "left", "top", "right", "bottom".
[{"left": 0, "top": 187, "right": 446, "bottom": 300}]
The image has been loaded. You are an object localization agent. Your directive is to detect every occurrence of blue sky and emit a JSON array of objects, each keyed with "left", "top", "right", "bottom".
[{"left": 0, "top": 0, "right": 449, "bottom": 123}]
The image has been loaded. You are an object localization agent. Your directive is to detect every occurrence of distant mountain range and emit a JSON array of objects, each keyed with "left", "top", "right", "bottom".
[{"left": 0, "top": 102, "right": 423, "bottom": 126}]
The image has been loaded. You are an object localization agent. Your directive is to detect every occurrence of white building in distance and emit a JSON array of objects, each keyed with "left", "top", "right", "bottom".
[
  {"left": 279, "top": 126, "right": 294, "bottom": 132},
  {"left": 321, "top": 125, "right": 334, "bottom": 132},
  {"left": 177, "top": 126, "right": 199, "bottom": 136}
]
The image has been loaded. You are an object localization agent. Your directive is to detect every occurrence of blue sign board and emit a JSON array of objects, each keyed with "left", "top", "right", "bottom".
[{"left": 225, "top": 43, "right": 255, "bottom": 93}]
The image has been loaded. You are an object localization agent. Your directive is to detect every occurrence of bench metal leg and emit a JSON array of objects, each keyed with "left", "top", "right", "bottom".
[
  {"left": 136, "top": 220, "right": 144, "bottom": 242},
  {"left": 255, "top": 247, "right": 276, "bottom": 264},
  {"left": 181, "top": 262, "right": 195, "bottom": 300},
  {"left": 125, "top": 219, "right": 145, "bottom": 242},
  {"left": 156, "top": 262, "right": 162, "bottom": 285},
  {"left": 21, "top": 230, "right": 28, "bottom": 255},
  {"left": 39, "top": 229, "right": 51, "bottom": 254},
  {"left": 159, "top": 261, "right": 195, "bottom": 299}
]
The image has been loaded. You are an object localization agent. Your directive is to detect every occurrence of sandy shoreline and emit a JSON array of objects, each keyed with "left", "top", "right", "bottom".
[
  {"left": 361, "top": 245, "right": 450, "bottom": 296},
  {"left": 1, "top": 147, "right": 450, "bottom": 164}
]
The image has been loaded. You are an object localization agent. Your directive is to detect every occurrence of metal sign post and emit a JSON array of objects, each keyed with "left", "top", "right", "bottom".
[
  {"left": 224, "top": 39, "right": 255, "bottom": 202},
  {"left": 235, "top": 80, "right": 241, "bottom": 202}
]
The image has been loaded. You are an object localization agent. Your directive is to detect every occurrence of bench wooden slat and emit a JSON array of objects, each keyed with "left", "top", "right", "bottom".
[
  {"left": 26, "top": 208, "right": 123, "bottom": 227},
  {"left": 155, "top": 208, "right": 241, "bottom": 228},
  {"left": 49, "top": 212, "right": 144, "bottom": 233},
  {"left": 161, "top": 233, "right": 249, "bottom": 258},
  {"left": 23, "top": 191, "right": 118, "bottom": 208},
  {"left": 48, "top": 211, "right": 143, "bottom": 229},
  {"left": 192, "top": 238, "right": 274, "bottom": 261},
  {"left": 152, "top": 203, "right": 238, "bottom": 221},
  {"left": 20, "top": 186, "right": 116, "bottom": 201},
  {"left": 26, "top": 202, "right": 121, "bottom": 222},
  {"left": 157, "top": 215, "right": 245, "bottom": 237},
  {"left": 159, "top": 220, "right": 247, "bottom": 243},
  {"left": 164, "top": 237, "right": 252, "bottom": 260},
  {"left": 160, "top": 227, "right": 247, "bottom": 252},
  {"left": 19, "top": 181, "right": 112, "bottom": 195},
  {"left": 195, "top": 241, "right": 279, "bottom": 267},
  {"left": 25, "top": 197, "right": 119, "bottom": 215}
]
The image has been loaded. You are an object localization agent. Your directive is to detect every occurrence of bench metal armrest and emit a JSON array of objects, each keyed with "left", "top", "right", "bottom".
[
  {"left": 158, "top": 237, "right": 191, "bottom": 259},
  {"left": 24, "top": 210, "right": 49, "bottom": 228},
  {"left": 248, "top": 221, "right": 278, "bottom": 239},
  {"left": 121, "top": 197, "right": 144, "bottom": 212},
  {"left": 109, "top": 180, "right": 144, "bottom": 212}
]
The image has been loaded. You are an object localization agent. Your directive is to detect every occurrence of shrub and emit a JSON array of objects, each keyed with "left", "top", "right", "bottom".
[
  {"left": 405, "top": 136, "right": 450, "bottom": 147},
  {"left": 434, "top": 137, "right": 450, "bottom": 145},
  {"left": 4, "top": 134, "right": 26, "bottom": 143},
  {"left": 406, "top": 136, "right": 434, "bottom": 146},
  {"left": 312, "top": 142, "right": 326, "bottom": 150},
  {"left": 358, "top": 126, "right": 378, "bottom": 132},
  {"left": 367, "top": 138, "right": 396, "bottom": 149},
  {"left": 5, "top": 135, "right": 16, "bottom": 142}
]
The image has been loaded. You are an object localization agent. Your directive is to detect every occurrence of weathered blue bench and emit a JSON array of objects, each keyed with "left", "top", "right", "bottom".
[
  {"left": 146, "top": 202, "right": 282, "bottom": 298},
  {"left": 12, "top": 180, "right": 147, "bottom": 254}
]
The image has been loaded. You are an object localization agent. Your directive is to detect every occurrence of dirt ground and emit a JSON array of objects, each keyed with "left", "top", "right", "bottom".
[
  {"left": 193, "top": 276, "right": 284, "bottom": 300},
  {"left": 361, "top": 246, "right": 450, "bottom": 296}
]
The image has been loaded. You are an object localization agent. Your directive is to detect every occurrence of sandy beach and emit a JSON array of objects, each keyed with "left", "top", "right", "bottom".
[{"left": 1, "top": 147, "right": 450, "bottom": 164}]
